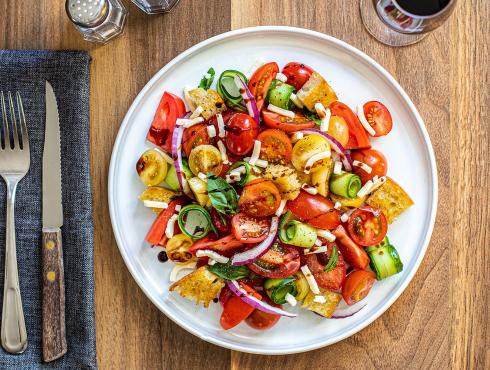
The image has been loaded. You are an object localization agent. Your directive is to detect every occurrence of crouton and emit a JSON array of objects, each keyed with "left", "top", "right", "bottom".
[
  {"left": 264, "top": 164, "right": 302, "bottom": 200},
  {"left": 302, "top": 290, "right": 342, "bottom": 318},
  {"left": 365, "top": 177, "right": 414, "bottom": 223},
  {"left": 169, "top": 266, "right": 225, "bottom": 308},
  {"left": 296, "top": 72, "right": 338, "bottom": 111},
  {"left": 187, "top": 88, "right": 227, "bottom": 119}
]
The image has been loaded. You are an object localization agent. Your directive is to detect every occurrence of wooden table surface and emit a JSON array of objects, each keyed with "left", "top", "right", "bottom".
[{"left": 1, "top": 0, "right": 488, "bottom": 369}]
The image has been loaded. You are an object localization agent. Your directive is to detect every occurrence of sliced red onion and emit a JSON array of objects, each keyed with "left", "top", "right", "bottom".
[
  {"left": 230, "top": 217, "right": 279, "bottom": 266},
  {"left": 331, "top": 300, "right": 366, "bottom": 319},
  {"left": 171, "top": 112, "right": 194, "bottom": 199},
  {"left": 234, "top": 75, "right": 260, "bottom": 126},
  {"left": 299, "top": 129, "right": 353, "bottom": 172},
  {"left": 226, "top": 280, "right": 297, "bottom": 317}
]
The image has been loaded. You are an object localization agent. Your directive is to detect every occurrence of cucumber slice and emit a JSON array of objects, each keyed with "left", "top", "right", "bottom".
[
  {"left": 164, "top": 165, "right": 180, "bottom": 191},
  {"left": 217, "top": 70, "right": 248, "bottom": 112},
  {"left": 264, "top": 277, "right": 297, "bottom": 304},
  {"left": 267, "top": 81, "right": 295, "bottom": 110},
  {"left": 366, "top": 237, "right": 403, "bottom": 280}
]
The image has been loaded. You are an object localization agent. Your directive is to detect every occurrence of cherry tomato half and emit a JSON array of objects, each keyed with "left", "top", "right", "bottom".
[
  {"left": 287, "top": 190, "right": 341, "bottom": 229},
  {"left": 332, "top": 225, "right": 370, "bottom": 270},
  {"left": 182, "top": 123, "right": 212, "bottom": 157},
  {"left": 281, "top": 62, "right": 314, "bottom": 90},
  {"left": 147, "top": 92, "right": 186, "bottom": 152},
  {"left": 303, "top": 244, "right": 346, "bottom": 290},
  {"left": 239, "top": 179, "right": 281, "bottom": 217},
  {"left": 248, "top": 244, "right": 300, "bottom": 279},
  {"left": 210, "top": 208, "right": 231, "bottom": 235},
  {"left": 248, "top": 62, "right": 279, "bottom": 111},
  {"left": 262, "top": 111, "right": 316, "bottom": 132},
  {"left": 347, "top": 207, "right": 388, "bottom": 246},
  {"left": 257, "top": 129, "right": 292, "bottom": 164},
  {"left": 363, "top": 101, "right": 393, "bottom": 137},
  {"left": 351, "top": 149, "right": 388, "bottom": 184},
  {"left": 342, "top": 270, "right": 376, "bottom": 305},
  {"left": 225, "top": 113, "right": 259, "bottom": 155},
  {"left": 220, "top": 296, "right": 255, "bottom": 330},
  {"left": 189, "top": 235, "right": 244, "bottom": 256},
  {"left": 330, "top": 101, "right": 371, "bottom": 150},
  {"left": 245, "top": 298, "right": 281, "bottom": 330},
  {"left": 231, "top": 213, "right": 270, "bottom": 244}
]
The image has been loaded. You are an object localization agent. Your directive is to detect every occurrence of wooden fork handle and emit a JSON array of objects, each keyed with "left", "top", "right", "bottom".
[{"left": 42, "top": 228, "right": 67, "bottom": 362}]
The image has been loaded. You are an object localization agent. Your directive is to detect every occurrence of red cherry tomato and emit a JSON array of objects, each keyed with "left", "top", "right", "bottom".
[
  {"left": 189, "top": 235, "right": 244, "bottom": 256},
  {"left": 287, "top": 190, "right": 341, "bottom": 230},
  {"left": 248, "top": 244, "right": 300, "bottom": 279},
  {"left": 262, "top": 111, "right": 316, "bottom": 132},
  {"left": 342, "top": 270, "right": 376, "bottom": 305},
  {"left": 210, "top": 208, "right": 231, "bottom": 235},
  {"left": 231, "top": 213, "right": 270, "bottom": 244},
  {"left": 351, "top": 149, "right": 388, "bottom": 184},
  {"left": 182, "top": 123, "right": 212, "bottom": 157},
  {"left": 330, "top": 101, "right": 371, "bottom": 150},
  {"left": 219, "top": 286, "right": 234, "bottom": 307},
  {"left": 147, "top": 92, "right": 186, "bottom": 152},
  {"left": 363, "top": 101, "right": 393, "bottom": 137},
  {"left": 347, "top": 207, "right": 388, "bottom": 246},
  {"left": 303, "top": 244, "right": 346, "bottom": 291},
  {"left": 281, "top": 62, "right": 314, "bottom": 90},
  {"left": 225, "top": 113, "right": 259, "bottom": 155},
  {"left": 238, "top": 179, "right": 281, "bottom": 217},
  {"left": 257, "top": 129, "right": 293, "bottom": 164},
  {"left": 220, "top": 296, "right": 255, "bottom": 330},
  {"left": 245, "top": 298, "right": 281, "bottom": 330},
  {"left": 248, "top": 62, "right": 279, "bottom": 111},
  {"left": 332, "top": 225, "right": 370, "bottom": 270}
]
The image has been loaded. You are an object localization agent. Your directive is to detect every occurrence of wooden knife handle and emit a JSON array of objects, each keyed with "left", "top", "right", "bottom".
[{"left": 42, "top": 228, "right": 67, "bottom": 362}]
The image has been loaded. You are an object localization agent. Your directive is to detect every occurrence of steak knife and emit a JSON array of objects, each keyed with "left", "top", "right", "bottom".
[{"left": 42, "top": 81, "right": 67, "bottom": 362}]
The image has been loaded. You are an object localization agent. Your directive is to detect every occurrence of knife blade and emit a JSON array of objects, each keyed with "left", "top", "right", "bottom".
[{"left": 42, "top": 81, "right": 67, "bottom": 362}]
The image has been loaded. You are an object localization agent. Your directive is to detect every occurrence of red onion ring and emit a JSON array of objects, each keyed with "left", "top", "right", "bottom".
[
  {"left": 226, "top": 280, "right": 297, "bottom": 317},
  {"left": 299, "top": 129, "right": 353, "bottom": 172},
  {"left": 171, "top": 112, "right": 194, "bottom": 199},
  {"left": 234, "top": 75, "right": 260, "bottom": 126},
  {"left": 230, "top": 217, "right": 279, "bottom": 266}
]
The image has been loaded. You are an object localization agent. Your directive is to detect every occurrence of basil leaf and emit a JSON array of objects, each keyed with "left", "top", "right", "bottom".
[
  {"left": 207, "top": 173, "right": 239, "bottom": 215},
  {"left": 303, "top": 108, "right": 322, "bottom": 126},
  {"left": 323, "top": 246, "right": 338, "bottom": 272},
  {"left": 208, "top": 262, "right": 250, "bottom": 280},
  {"left": 199, "top": 67, "right": 216, "bottom": 90}
]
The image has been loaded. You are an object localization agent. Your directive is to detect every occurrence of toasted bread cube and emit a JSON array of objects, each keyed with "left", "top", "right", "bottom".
[
  {"left": 302, "top": 290, "right": 342, "bottom": 318},
  {"left": 188, "top": 88, "right": 227, "bottom": 119},
  {"left": 169, "top": 266, "right": 225, "bottom": 308},
  {"left": 264, "top": 164, "right": 302, "bottom": 200},
  {"left": 296, "top": 72, "right": 338, "bottom": 111},
  {"left": 366, "top": 177, "right": 414, "bottom": 223}
]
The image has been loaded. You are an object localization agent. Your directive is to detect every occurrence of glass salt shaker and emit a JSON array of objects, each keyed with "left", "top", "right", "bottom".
[
  {"left": 66, "top": 0, "right": 127, "bottom": 44},
  {"left": 131, "top": 0, "right": 181, "bottom": 14}
]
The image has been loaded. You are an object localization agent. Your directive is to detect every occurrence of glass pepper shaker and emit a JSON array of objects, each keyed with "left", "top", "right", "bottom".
[
  {"left": 131, "top": 0, "right": 181, "bottom": 14},
  {"left": 66, "top": 0, "right": 128, "bottom": 44}
]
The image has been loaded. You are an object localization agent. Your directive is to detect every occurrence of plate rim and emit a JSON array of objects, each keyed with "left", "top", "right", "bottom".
[{"left": 108, "top": 26, "right": 438, "bottom": 354}]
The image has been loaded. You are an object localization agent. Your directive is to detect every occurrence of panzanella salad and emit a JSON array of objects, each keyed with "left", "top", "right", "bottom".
[{"left": 136, "top": 62, "right": 414, "bottom": 330}]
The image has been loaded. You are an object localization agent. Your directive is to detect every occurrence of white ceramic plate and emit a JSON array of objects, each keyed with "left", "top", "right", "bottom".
[{"left": 108, "top": 26, "right": 437, "bottom": 354}]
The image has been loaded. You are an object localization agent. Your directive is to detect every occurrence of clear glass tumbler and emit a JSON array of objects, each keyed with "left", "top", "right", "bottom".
[
  {"left": 131, "top": 0, "right": 181, "bottom": 14},
  {"left": 360, "top": 0, "right": 457, "bottom": 47}
]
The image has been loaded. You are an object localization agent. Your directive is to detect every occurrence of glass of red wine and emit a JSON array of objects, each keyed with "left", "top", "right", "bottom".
[{"left": 360, "top": 0, "right": 457, "bottom": 46}]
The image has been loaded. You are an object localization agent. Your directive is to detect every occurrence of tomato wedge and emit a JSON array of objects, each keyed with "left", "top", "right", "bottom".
[
  {"left": 248, "top": 62, "right": 279, "bottom": 111},
  {"left": 238, "top": 179, "right": 281, "bottom": 217},
  {"left": 363, "top": 101, "right": 393, "bottom": 137},
  {"left": 220, "top": 295, "right": 255, "bottom": 330},
  {"left": 147, "top": 92, "right": 186, "bottom": 153},
  {"left": 245, "top": 298, "right": 281, "bottom": 330},
  {"left": 145, "top": 197, "right": 187, "bottom": 245},
  {"left": 342, "top": 270, "right": 376, "bottom": 305},
  {"left": 330, "top": 101, "right": 371, "bottom": 150},
  {"left": 231, "top": 213, "right": 270, "bottom": 244},
  {"left": 248, "top": 244, "right": 300, "bottom": 278},
  {"left": 303, "top": 245, "right": 346, "bottom": 291},
  {"left": 257, "top": 129, "right": 292, "bottom": 164},
  {"left": 287, "top": 190, "right": 341, "bottom": 229},
  {"left": 332, "top": 225, "right": 370, "bottom": 270},
  {"left": 262, "top": 111, "right": 316, "bottom": 132},
  {"left": 347, "top": 206, "right": 388, "bottom": 246},
  {"left": 189, "top": 235, "right": 244, "bottom": 256}
]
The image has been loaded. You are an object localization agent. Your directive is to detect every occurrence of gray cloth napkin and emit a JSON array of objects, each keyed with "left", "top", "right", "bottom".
[{"left": 0, "top": 50, "right": 96, "bottom": 369}]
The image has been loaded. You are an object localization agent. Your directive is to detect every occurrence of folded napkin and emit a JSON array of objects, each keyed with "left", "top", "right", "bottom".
[{"left": 0, "top": 50, "right": 96, "bottom": 369}]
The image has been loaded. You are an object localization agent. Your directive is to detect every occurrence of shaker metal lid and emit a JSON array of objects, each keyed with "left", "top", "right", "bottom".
[{"left": 66, "top": 0, "right": 109, "bottom": 27}]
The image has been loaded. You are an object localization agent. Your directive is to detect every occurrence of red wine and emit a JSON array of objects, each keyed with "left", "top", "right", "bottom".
[{"left": 395, "top": 0, "right": 451, "bottom": 16}]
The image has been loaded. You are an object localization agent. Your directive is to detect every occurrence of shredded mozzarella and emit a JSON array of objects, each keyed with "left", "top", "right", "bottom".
[
  {"left": 305, "top": 246, "right": 328, "bottom": 254},
  {"left": 291, "top": 131, "right": 304, "bottom": 143},
  {"left": 183, "top": 117, "right": 204, "bottom": 128},
  {"left": 248, "top": 140, "right": 262, "bottom": 165},
  {"left": 301, "top": 265, "right": 320, "bottom": 294},
  {"left": 334, "top": 201, "right": 342, "bottom": 210},
  {"left": 275, "top": 72, "right": 288, "bottom": 82},
  {"left": 169, "top": 261, "right": 197, "bottom": 282},
  {"left": 275, "top": 199, "right": 288, "bottom": 217},
  {"left": 267, "top": 103, "right": 295, "bottom": 118},
  {"left": 333, "top": 161, "right": 343, "bottom": 175},
  {"left": 208, "top": 259, "right": 217, "bottom": 266},
  {"left": 196, "top": 250, "right": 229, "bottom": 264},
  {"left": 217, "top": 113, "right": 225, "bottom": 138},
  {"left": 340, "top": 213, "right": 349, "bottom": 223},
  {"left": 217, "top": 140, "right": 229, "bottom": 164},
  {"left": 313, "top": 295, "right": 327, "bottom": 304},
  {"left": 198, "top": 172, "right": 208, "bottom": 182},
  {"left": 290, "top": 93, "right": 304, "bottom": 109},
  {"left": 314, "top": 103, "right": 331, "bottom": 132},
  {"left": 175, "top": 204, "right": 182, "bottom": 212},
  {"left": 369, "top": 176, "right": 387, "bottom": 193},
  {"left": 304, "top": 151, "right": 331, "bottom": 174},
  {"left": 228, "top": 170, "right": 242, "bottom": 179},
  {"left": 301, "top": 184, "right": 318, "bottom": 195},
  {"left": 143, "top": 200, "right": 169, "bottom": 209},
  {"left": 165, "top": 214, "right": 178, "bottom": 238},
  {"left": 357, "top": 104, "right": 376, "bottom": 136},
  {"left": 206, "top": 125, "right": 217, "bottom": 138},
  {"left": 316, "top": 229, "right": 336, "bottom": 242},
  {"left": 285, "top": 293, "right": 297, "bottom": 307},
  {"left": 357, "top": 180, "right": 374, "bottom": 198},
  {"left": 233, "top": 166, "right": 247, "bottom": 174},
  {"left": 353, "top": 160, "right": 373, "bottom": 174},
  {"left": 253, "top": 159, "right": 269, "bottom": 168},
  {"left": 314, "top": 238, "right": 323, "bottom": 247},
  {"left": 190, "top": 106, "right": 204, "bottom": 119}
]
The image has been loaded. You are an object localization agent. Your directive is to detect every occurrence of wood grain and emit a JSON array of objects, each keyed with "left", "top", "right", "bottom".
[{"left": 0, "top": 0, "right": 488, "bottom": 369}]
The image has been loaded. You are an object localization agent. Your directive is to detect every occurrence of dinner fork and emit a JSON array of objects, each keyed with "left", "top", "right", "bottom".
[{"left": 0, "top": 91, "right": 29, "bottom": 354}]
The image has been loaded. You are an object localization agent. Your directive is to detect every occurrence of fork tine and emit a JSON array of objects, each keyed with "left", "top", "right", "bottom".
[
  {"left": 1, "top": 91, "right": 10, "bottom": 149},
  {"left": 16, "top": 92, "right": 28, "bottom": 150},
  {"left": 8, "top": 92, "right": 19, "bottom": 148}
]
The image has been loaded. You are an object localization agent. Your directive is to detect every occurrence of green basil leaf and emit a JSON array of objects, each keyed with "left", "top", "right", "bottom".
[
  {"left": 198, "top": 67, "right": 216, "bottom": 90},
  {"left": 208, "top": 262, "right": 250, "bottom": 280},
  {"left": 323, "top": 246, "right": 338, "bottom": 272},
  {"left": 207, "top": 173, "right": 239, "bottom": 215},
  {"left": 303, "top": 108, "right": 322, "bottom": 126}
]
